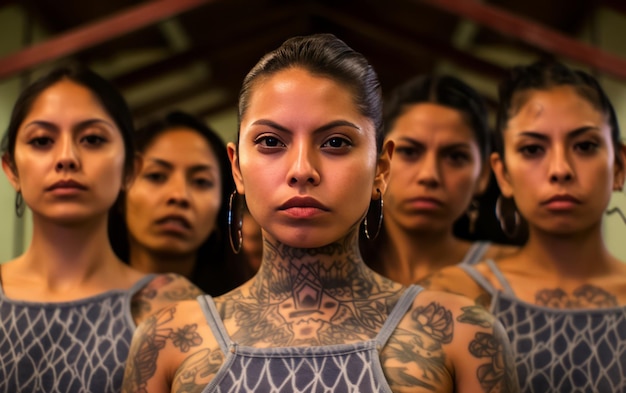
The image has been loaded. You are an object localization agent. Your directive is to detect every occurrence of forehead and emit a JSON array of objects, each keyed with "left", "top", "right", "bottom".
[
  {"left": 388, "top": 103, "right": 476, "bottom": 142},
  {"left": 507, "top": 86, "right": 605, "bottom": 132},
  {"left": 144, "top": 128, "right": 219, "bottom": 165},
  {"left": 25, "top": 80, "right": 107, "bottom": 120},
  {"left": 243, "top": 67, "right": 364, "bottom": 124}
]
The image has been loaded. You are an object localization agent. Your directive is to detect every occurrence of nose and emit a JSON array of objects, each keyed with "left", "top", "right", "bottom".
[
  {"left": 166, "top": 172, "right": 190, "bottom": 208},
  {"left": 416, "top": 151, "right": 441, "bottom": 188},
  {"left": 54, "top": 135, "right": 80, "bottom": 172},
  {"left": 548, "top": 146, "right": 574, "bottom": 184},
  {"left": 287, "top": 142, "right": 320, "bottom": 187}
]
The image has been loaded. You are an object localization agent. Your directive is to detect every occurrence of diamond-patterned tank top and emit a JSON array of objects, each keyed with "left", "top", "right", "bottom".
[
  {"left": 197, "top": 285, "right": 423, "bottom": 393},
  {"left": 0, "top": 274, "right": 156, "bottom": 393},
  {"left": 461, "top": 260, "right": 626, "bottom": 392}
]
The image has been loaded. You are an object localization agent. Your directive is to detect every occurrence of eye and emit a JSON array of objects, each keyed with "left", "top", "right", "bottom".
[
  {"left": 445, "top": 151, "right": 471, "bottom": 166},
  {"left": 321, "top": 137, "right": 351, "bottom": 149},
  {"left": 394, "top": 145, "right": 422, "bottom": 161},
  {"left": 144, "top": 172, "right": 167, "bottom": 183},
  {"left": 574, "top": 141, "right": 599, "bottom": 154},
  {"left": 81, "top": 134, "right": 106, "bottom": 146},
  {"left": 192, "top": 178, "right": 215, "bottom": 189},
  {"left": 28, "top": 137, "right": 53, "bottom": 148},
  {"left": 519, "top": 144, "right": 544, "bottom": 158},
  {"left": 255, "top": 135, "right": 285, "bottom": 148}
]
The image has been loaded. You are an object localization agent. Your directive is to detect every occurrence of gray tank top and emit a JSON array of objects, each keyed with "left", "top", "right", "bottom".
[
  {"left": 462, "top": 260, "right": 626, "bottom": 392},
  {"left": 0, "top": 274, "right": 155, "bottom": 393},
  {"left": 459, "top": 241, "right": 490, "bottom": 266},
  {"left": 197, "top": 285, "right": 423, "bottom": 393}
]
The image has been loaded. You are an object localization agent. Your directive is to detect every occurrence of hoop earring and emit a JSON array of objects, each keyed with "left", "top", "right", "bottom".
[
  {"left": 495, "top": 195, "right": 520, "bottom": 238},
  {"left": 228, "top": 190, "right": 243, "bottom": 254},
  {"left": 15, "top": 191, "right": 25, "bottom": 218},
  {"left": 364, "top": 189, "right": 383, "bottom": 240},
  {"left": 467, "top": 199, "right": 479, "bottom": 234}
]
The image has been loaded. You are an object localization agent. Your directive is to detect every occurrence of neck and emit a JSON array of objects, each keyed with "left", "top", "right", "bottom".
[
  {"left": 378, "top": 219, "right": 467, "bottom": 283},
  {"left": 18, "top": 213, "right": 121, "bottom": 288},
  {"left": 522, "top": 222, "right": 616, "bottom": 278},
  {"left": 128, "top": 240, "right": 196, "bottom": 278},
  {"left": 253, "top": 231, "right": 392, "bottom": 301}
]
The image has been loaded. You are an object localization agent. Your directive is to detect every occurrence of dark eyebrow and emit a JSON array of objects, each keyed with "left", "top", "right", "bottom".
[
  {"left": 147, "top": 158, "right": 173, "bottom": 170},
  {"left": 396, "top": 136, "right": 471, "bottom": 151},
  {"left": 23, "top": 119, "right": 116, "bottom": 132},
  {"left": 519, "top": 126, "right": 600, "bottom": 141},
  {"left": 146, "top": 158, "right": 214, "bottom": 174},
  {"left": 251, "top": 119, "right": 362, "bottom": 134}
]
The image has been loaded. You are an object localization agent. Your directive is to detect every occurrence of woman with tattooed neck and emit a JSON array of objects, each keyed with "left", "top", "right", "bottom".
[
  {"left": 122, "top": 33, "right": 518, "bottom": 393},
  {"left": 0, "top": 66, "right": 202, "bottom": 393},
  {"left": 420, "top": 61, "right": 626, "bottom": 392}
]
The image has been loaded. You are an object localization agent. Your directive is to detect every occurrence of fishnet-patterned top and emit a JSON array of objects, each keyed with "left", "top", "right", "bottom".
[
  {"left": 461, "top": 260, "right": 626, "bottom": 392},
  {"left": 197, "top": 285, "right": 423, "bottom": 393},
  {"left": 0, "top": 274, "right": 155, "bottom": 393}
]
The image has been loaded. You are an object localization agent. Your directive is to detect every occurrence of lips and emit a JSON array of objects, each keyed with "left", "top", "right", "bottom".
[
  {"left": 405, "top": 197, "right": 443, "bottom": 210},
  {"left": 155, "top": 214, "right": 192, "bottom": 229},
  {"left": 46, "top": 179, "right": 88, "bottom": 191},
  {"left": 541, "top": 194, "right": 581, "bottom": 205},
  {"left": 279, "top": 197, "right": 329, "bottom": 211}
]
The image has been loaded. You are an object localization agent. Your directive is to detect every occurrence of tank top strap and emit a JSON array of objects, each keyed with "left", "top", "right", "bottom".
[
  {"left": 375, "top": 285, "right": 424, "bottom": 348},
  {"left": 197, "top": 295, "right": 231, "bottom": 353},
  {"left": 127, "top": 274, "right": 158, "bottom": 296},
  {"left": 484, "top": 259, "right": 515, "bottom": 295},
  {"left": 459, "top": 259, "right": 515, "bottom": 296},
  {"left": 459, "top": 241, "right": 491, "bottom": 266}
]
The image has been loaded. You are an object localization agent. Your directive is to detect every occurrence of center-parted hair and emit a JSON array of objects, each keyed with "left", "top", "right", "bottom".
[
  {"left": 495, "top": 60, "right": 622, "bottom": 164},
  {"left": 237, "top": 33, "right": 384, "bottom": 153},
  {"left": 383, "top": 74, "right": 490, "bottom": 160}
]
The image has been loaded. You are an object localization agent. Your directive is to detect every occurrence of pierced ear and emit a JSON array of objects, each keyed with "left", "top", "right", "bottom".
[
  {"left": 490, "top": 152, "right": 513, "bottom": 198},
  {"left": 122, "top": 154, "right": 143, "bottom": 191},
  {"left": 613, "top": 143, "right": 626, "bottom": 191},
  {"left": 1, "top": 153, "right": 20, "bottom": 191},
  {"left": 227, "top": 142, "right": 245, "bottom": 195},
  {"left": 372, "top": 139, "right": 393, "bottom": 199}
]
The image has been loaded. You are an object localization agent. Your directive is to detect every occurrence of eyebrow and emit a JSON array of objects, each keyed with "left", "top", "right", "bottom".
[
  {"left": 147, "top": 158, "right": 214, "bottom": 173},
  {"left": 250, "top": 119, "right": 362, "bottom": 134},
  {"left": 23, "top": 118, "right": 116, "bottom": 132},
  {"left": 518, "top": 126, "right": 601, "bottom": 141},
  {"left": 396, "top": 136, "right": 472, "bottom": 150}
]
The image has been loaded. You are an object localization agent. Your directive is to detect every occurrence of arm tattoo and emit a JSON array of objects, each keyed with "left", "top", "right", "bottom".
[
  {"left": 382, "top": 302, "right": 454, "bottom": 390},
  {"left": 131, "top": 274, "right": 204, "bottom": 322},
  {"left": 123, "top": 307, "right": 205, "bottom": 392},
  {"left": 173, "top": 349, "right": 224, "bottom": 393},
  {"left": 535, "top": 284, "right": 618, "bottom": 308},
  {"left": 458, "top": 306, "right": 519, "bottom": 393}
]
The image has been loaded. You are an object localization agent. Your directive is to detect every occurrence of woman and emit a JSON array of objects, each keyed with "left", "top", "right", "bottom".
[
  {"left": 362, "top": 75, "right": 517, "bottom": 284},
  {"left": 0, "top": 66, "right": 201, "bottom": 392},
  {"left": 122, "top": 34, "right": 518, "bottom": 393},
  {"left": 420, "top": 61, "right": 626, "bottom": 392},
  {"left": 109, "top": 111, "right": 243, "bottom": 295}
]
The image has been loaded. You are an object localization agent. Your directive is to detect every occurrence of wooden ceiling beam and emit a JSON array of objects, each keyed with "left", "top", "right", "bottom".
[
  {"left": 0, "top": 0, "right": 214, "bottom": 80},
  {"left": 420, "top": 0, "right": 626, "bottom": 80}
]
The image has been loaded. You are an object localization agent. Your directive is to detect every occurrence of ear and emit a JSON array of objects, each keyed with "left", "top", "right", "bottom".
[
  {"left": 1, "top": 153, "right": 20, "bottom": 191},
  {"left": 613, "top": 143, "right": 626, "bottom": 191},
  {"left": 122, "top": 153, "right": 143, "bottom": 191},
  {"left": 373, "top": 139, "right": 393, "bottom": 199},
  {"left": 227, "top": 142, "right": 245, "bottom": 195},
  {"left": 474, "top": 157, "right": 491, "bottom": 196},
  {"left": 490, "top": 152, "right": 513, "bottom": 198}
]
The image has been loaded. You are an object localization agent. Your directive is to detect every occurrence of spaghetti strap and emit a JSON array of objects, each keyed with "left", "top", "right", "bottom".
[
  {"left": 197, "top": 295, "right": 230, "bottom": 353},
  {"left": 485, "top": 259, "right": 515, "bottom": 295},
  {"left": 459, "top": 241, "right": 490, "bottom": 266},
  {"left": 459, "top": 263, "right": 498, "bottom": 295},
  {"left": 375, "top": 285, "right": 423, "bottom": 348}
]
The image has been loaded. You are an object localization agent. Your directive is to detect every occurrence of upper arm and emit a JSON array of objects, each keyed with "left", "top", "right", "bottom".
[{"left": 448, "top": 298, "right": 519, "bottom": 393}]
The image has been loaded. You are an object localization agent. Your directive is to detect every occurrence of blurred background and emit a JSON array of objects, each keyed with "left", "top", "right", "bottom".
[{"left": 1, "top": 0, "right": 625, "bottom": 262}]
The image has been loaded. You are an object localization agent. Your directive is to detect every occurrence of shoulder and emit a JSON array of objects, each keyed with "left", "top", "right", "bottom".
[
  {"left": 131, "top": 273, "right": 204, "bottom": 325},
  {"left": 123, "top": 298, "right": 223, "bottom": 393},
  {"left": 382, "top": 290, "right": 519, "bottom": 392},
  {"left": 418, "top": 265, "right": 490, "bottom": 307}
]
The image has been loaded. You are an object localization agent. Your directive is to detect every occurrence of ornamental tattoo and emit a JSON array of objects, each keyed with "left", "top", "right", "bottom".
[{"left": 535, "top": 284, "right": 618, "bottom": 308}]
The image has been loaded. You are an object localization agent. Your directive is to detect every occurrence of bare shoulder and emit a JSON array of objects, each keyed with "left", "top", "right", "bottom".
[
  {"left": 131, "top": 273, "right": 204, "bottom": 324},
  {"left": 123, "top": 298, "right": 223, "bottom": 393},
  {"left": 381, "top": 290, "right": 519, "bottom": 392},
  {"left": 419, "top": 265, "right": 490, "bottom": 308}
]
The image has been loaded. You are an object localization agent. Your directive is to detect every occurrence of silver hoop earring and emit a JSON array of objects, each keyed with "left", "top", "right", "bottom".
[
  {"left": 364, "top": 189, "right": 383, "bottom": 240},
  {"left": 15, "top": 191, "right": 25, "bottom": 218},
  {"left": 467, "top": 199, "right": 479, "bottom": 234},
  {"left": 495, "top": 195, "right": 520, "bottom": 238},
  {"left": 228, "top": 190, "right": 243, "bottom": 254}
]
